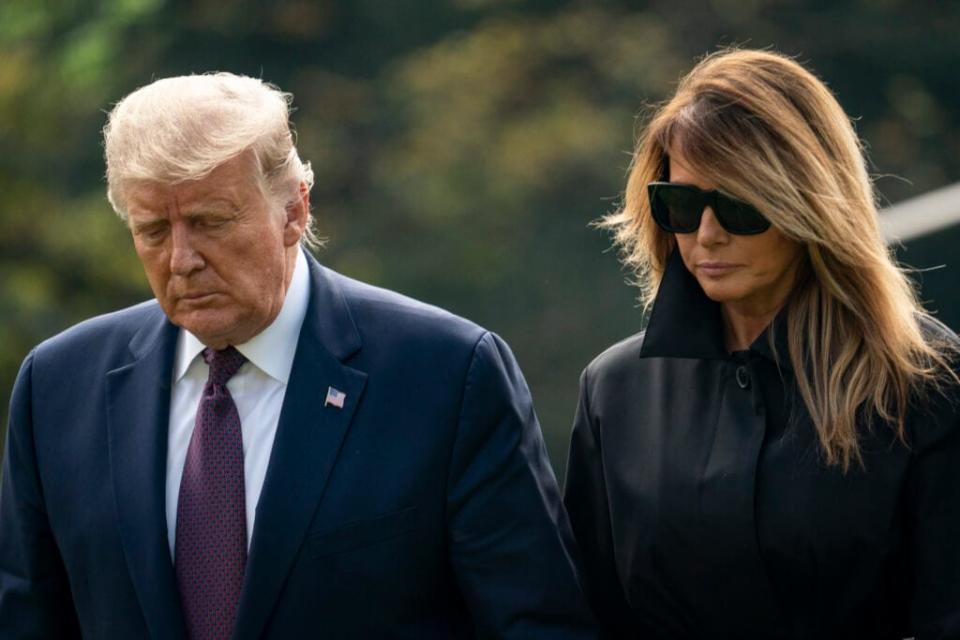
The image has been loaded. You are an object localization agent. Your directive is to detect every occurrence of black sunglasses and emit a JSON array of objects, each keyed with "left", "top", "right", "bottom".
[{"left": 647, "top": 182, "right": 771, "bottom": 235}]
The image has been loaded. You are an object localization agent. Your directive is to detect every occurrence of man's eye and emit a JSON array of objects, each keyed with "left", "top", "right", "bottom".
[
  {"left": 197, "top": 217, "right": 229, "bottom": 229},
  {"left": 138, "top": 226, "right": 168, "bottom": 243}
]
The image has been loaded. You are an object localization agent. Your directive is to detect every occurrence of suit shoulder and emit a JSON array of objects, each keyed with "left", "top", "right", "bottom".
[
  {"left": 33, "top": 300, "right": 163, "bottom": 362},
  {"left": 331, "top": 270, "right": 487, "bottom": 347}
]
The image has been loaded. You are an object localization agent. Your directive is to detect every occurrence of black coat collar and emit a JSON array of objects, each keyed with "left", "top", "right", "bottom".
[{"left": 639, "top": 249, "right": 791, "bottom": 370}]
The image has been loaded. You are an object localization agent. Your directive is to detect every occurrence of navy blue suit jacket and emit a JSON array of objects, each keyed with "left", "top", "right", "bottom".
[{"left": 0, "top": 254, "right": 595, "bottom": 639}]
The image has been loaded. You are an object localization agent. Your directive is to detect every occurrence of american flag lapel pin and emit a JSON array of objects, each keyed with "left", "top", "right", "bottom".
[{"left": 325, "top": 386, "right": 346, "bottom": 409}]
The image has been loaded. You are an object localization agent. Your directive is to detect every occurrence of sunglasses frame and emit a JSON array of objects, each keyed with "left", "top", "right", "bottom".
[{"left": 647, "top": 181, "right": 771, "bottom": 236}]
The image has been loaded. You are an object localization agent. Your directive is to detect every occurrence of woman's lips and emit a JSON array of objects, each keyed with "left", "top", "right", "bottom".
[{"left": 696, "top": 262, "right": 742, "bottom": 277}]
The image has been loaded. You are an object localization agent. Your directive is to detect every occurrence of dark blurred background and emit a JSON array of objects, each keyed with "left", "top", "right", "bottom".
[{"left": 2, "top": 0, "right": 959, "bottom": 479}]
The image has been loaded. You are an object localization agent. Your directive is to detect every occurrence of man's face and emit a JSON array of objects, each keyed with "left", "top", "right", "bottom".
[{"left": 125, "top": 152, "right": 307, "bottom": 349}]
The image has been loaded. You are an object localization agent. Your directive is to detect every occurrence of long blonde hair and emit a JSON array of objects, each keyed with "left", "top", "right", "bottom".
[{"left": 604, "top": 49, "right": 956, "bottom": 469}]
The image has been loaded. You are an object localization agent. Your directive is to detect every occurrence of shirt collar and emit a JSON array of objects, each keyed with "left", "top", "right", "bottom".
[
  {"left": 174, "top": 248, "right": 311, "bottom": 384},
  {"left": 638, "top": 248, "right": 791, "bottom": 369}
]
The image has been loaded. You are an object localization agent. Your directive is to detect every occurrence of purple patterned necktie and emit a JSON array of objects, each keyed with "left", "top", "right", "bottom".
[{"left": 176, "top": 346, "right": 248, "bottom": 640}]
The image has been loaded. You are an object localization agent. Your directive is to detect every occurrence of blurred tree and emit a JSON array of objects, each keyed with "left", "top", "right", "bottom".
[{"left": 2, "top": 0, "right": 959, "bottom": 476}]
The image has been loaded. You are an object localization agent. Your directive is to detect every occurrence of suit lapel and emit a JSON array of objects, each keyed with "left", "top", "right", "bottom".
[
  {"left": 234, "top": 255, "right": 367, "bottom": 640},
  {"left": 106, "top": 309, "right": 187, "bottom": 639}
]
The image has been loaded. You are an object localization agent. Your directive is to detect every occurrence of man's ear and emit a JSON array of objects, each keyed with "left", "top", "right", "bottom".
[{"left": 283, "top": 181, "right": 310, "bottom": 247}]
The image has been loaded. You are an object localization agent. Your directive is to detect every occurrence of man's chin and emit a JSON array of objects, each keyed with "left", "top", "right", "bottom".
[{"left": 172, "top": 312, "right": 238, "bottom": 347}]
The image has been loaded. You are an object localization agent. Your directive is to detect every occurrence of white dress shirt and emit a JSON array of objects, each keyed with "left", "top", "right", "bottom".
[{"left": 165, "top": 249, "right": 310, "bottom": 557}]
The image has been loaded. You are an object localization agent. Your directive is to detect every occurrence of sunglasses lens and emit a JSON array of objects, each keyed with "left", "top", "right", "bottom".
[
  {"left": 650, "top": 185, "right": 703, "bottom": 233},
  {"left": 715, "top": 195, "right": 771, "bottom": 235},
  {"left": 648, "top": 183, "right": 772, "bottom": 235}
]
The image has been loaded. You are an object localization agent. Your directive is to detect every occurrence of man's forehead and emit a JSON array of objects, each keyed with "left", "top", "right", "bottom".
[{"left": 125, "top": 157, "right": 257, "bottom": 216}]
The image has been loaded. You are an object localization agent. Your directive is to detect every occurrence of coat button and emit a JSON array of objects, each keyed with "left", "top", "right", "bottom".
[{"left": 735, "top": 365, "right": 750, "bottom": 389}]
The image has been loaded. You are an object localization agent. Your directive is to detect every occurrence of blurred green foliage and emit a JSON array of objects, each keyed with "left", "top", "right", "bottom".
[{"left": 2, "top": 0, "right": 960, "bottom": 476}]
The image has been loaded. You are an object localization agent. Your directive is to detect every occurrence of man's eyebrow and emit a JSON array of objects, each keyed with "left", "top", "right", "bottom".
[
  {"left": 126, "top": 208, "right": 162, "bottom": 224},
  {"left": 130, "top": 217, "right": 167, "bottom": 232},
  {"left": 179, "top": 201, "right": 241, "bottom": 215}
]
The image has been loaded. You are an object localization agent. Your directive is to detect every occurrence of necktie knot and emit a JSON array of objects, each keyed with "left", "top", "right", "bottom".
[{"left": 202, "top": 347, "right": 246, "bottom": 387}]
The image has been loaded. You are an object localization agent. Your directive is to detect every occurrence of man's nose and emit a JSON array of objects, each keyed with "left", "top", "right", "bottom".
[
  {"left": 169, "top": 225, "right": 204, "bottom": 276},
  {"left": 696, "top": 207, "right": 729, "bottom": 246}
]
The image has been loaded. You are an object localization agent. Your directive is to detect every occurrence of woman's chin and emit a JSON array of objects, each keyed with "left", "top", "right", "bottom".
[{"left": 696, "top": 278, "right": 744, "bottom": 304}]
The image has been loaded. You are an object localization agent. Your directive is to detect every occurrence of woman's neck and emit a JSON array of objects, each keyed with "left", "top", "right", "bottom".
[{"left": 721, "top": 301, "right": 783, "bottom": 352}]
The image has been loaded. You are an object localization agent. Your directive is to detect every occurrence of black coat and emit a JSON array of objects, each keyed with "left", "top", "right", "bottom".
[{"left": 564, "top": 250, "right": 960, "bottom": 639}]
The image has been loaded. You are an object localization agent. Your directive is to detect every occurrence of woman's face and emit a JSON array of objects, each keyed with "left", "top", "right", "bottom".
[{"left": 668, "top": 149, "right": 803, "bottom": 316}]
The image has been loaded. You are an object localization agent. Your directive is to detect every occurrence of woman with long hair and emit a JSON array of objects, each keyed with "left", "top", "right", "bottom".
[{"left": 564, "top": 49, "right": 960, "bottom": 638}]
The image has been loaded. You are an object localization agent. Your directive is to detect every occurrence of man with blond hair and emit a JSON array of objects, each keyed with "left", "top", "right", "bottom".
[{"left": 0, "top": 73, "right": 595, "bottom": 639}]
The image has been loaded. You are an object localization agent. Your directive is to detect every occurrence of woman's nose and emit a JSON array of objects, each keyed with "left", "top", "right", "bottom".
[{"left": 697, "top": 207, "right": 729, "bottom": 245}]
